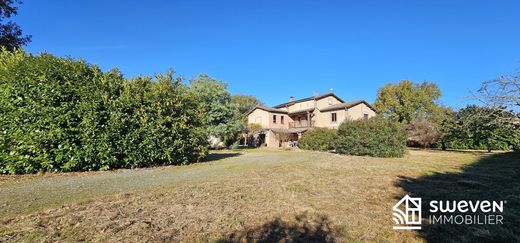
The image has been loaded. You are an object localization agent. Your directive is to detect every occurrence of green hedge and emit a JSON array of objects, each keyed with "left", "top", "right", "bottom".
[
  {"left": 298, "top": 128, "right": 337, "bottom": 151},
  {"left": 335, "top": 117, "right": 407, "bottom": 157},
  {"left": 0, "top": 50, "right": 208, "bottom": 174},
  {"left": 436, "top": 105, "right": 519, "bottom": 151}
]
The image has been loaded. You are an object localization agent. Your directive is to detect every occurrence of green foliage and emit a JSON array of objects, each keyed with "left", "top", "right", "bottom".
[
  {"left": 231, "top": 94, "right": 263, "bottom": 120},
  {"left": 247, "top": 123, "right": 262, "bottom": 133},
  {"left": 512, "top": 129, "right": 520, "bottom": 150},
  {"left": 438, "top": 105, "right": 518, "bottom": 151},
  {"left": 0, "top": 50, "right": 208, "bottom": 174},
  {"left": 298, "top": 128, "right": 337, "bottom": 151},
  {"left": 374, "top": 80, "right": 441, "bottom": 124},
  {"left": 0, "top": 0, "right": 31, "bottom": 51},
  {"left": 335, "top": 117, "right": 407, "bottom": 157},
  {"left": 228, "top": 141, "right": 240, "bottom": 150},
  {"left": 189, "top": 75, "right": 243, "bottom": 145}
]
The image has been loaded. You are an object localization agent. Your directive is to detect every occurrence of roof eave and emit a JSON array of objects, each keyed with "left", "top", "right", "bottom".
[{"left": 273, "top": 93, "right": 344, "bottom": 108}]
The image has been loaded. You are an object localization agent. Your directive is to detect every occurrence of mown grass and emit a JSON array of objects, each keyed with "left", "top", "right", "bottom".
[{"left": 0, "top": 148, "right": 517, "bottom": 242}]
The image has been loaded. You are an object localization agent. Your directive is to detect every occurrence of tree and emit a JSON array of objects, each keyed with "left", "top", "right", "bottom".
[
  {"left": 440, "top": 105, "right": 518, "bottom": 152},
  {"left": 0, "top": 0, "right": 31, "bottom": 51},
  {"left": 231, "top": 94, "right": 263, "bottom": 120},
  {"left": 189, "top": 75, "right": 243, "bottom": 145},
  {"left": 407, "top": 115, "right": 442, "bottom": 148},
  {"left": 472, "top": 73, "right": 520, "bottom": 126},
  {"left": 374, "top": 80, "right": 441, "bottom": 124}
]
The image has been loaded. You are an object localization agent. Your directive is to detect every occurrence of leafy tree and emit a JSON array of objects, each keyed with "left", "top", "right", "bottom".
[
  {"left": 440, "top": 105, "right": 518, "bottom": 151},
  {"left": 247, "top": 123, "right": 263, "bottom": 133},
  {"left": 189, "top": 75, "right": 243, "bottom": 145},
  {"left": 374, "top": 80, "right": 441, "bottom": 124},
  {"left": 0, "top": 0, "right": 31, "bottom": 51},
  {"left": 231, "top": 94, "right": 263, "bottom": 120}
]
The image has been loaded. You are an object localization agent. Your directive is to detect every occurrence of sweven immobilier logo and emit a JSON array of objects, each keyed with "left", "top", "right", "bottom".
[{"left": 393, "top": 195, "right": 505, "bottom": 230}]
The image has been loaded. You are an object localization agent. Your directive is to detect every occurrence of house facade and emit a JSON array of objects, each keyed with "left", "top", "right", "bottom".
[{"left": 245, "top": 93, "right": 376, "bottom": 147}]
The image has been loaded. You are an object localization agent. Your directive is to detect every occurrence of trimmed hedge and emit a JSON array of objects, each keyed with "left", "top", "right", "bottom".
[
  {"left": 0, "top": 50, "right": 208, "bottom": 174},
  {"left": 335, "top": 117, "right": 407, "bottom": 157},
  {"left": 298, "top": 128, "right": 337, "bottom": 151}
]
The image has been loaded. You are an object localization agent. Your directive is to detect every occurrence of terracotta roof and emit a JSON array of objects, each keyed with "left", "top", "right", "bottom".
[
  {"left": 319, "top": 100, "right": 376, "bottom": 112},
  {"left": 273, "top": 93, "right": 345, "bottom": 108},
  {"left": 246, "top": 105, "right": 288, "bottom": 116}
]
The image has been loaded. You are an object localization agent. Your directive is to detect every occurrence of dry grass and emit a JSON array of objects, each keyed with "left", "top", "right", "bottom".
[{"left": 0, "top": 148, "right": 514, "bottom": 242}]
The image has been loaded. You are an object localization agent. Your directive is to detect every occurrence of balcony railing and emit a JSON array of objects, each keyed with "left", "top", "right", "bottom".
[{"left": 288, "top": 120, "right": 315, "bottom": 128}]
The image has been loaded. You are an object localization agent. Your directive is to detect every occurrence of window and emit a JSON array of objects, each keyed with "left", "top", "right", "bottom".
[
  {"left": 281, "top": 116, "right": 284, "bottom": 124},
  {"left": 331, "top": 113, "right": 337, "bottom": 123},
  {"left": 363, "top": 113, "right": 369, "bottom": 120},
  {"left": 273, "top": 115, "right": 277, "bottom": 123}
]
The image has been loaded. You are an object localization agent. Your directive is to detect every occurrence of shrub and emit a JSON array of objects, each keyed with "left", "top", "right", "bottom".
[
  {"left": 298, "top": 128, "right": 337, "bottom": 151},
  {"left": 0, "top": 50, "right": 208, "bottom": 174},
  {"left": 407, "top": 115, "right": 441, "bottom": 148},
  {"left": 437, "top": 105, "right": 518, "bottom": 151},
  {"left": 335, "top": 117, "right": 406, "bottom": 157}
]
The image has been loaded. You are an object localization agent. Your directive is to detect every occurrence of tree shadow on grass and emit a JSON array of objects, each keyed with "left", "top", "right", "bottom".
[
  {"left": 395, "top": 151, "right": 520, "bottom": 242},
  {"left": 201, "top": 152, "right": 242, "bottom": 162},
  {"left": 217, "top": 213, "right": 342, "bottom": 243}
]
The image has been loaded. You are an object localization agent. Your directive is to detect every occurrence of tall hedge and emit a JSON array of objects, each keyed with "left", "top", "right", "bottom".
[
  {"left": 298, "top": 128, "right": 337, "bottom": 151},
  {"left": 437, "top": 105, "right": 519, "bottom": 151},
  {"left": 0, "top": 50, "right": 208, "bottom": 174},
  {"left": 335, "top": 117, "right": 407, "bottom": 157}
]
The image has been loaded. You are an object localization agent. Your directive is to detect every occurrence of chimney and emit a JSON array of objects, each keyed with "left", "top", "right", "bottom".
[{"left": 289, "top": 96, "right": 294, "bottom": 102}]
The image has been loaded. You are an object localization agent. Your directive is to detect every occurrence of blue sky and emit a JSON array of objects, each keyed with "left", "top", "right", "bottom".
[{"left": 15, "top": 0, "right": 520, "bottom": 108}]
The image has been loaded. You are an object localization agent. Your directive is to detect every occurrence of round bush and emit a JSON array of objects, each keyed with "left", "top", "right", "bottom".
[
  {"left": 298, "top": 128, "right": 337, "bottom": 151},
  {"left": 335, "top": 117, "right": 406, "bottom": 157}
]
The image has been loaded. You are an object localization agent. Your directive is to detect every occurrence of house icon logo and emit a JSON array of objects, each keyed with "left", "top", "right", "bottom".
[{"left": 393, "top": 194, "right": 422, "bottom": 230}]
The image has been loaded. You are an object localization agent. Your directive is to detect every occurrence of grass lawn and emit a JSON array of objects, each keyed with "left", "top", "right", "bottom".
[{"left": 0, "top": 149, "right": 518, "bottom": 242}]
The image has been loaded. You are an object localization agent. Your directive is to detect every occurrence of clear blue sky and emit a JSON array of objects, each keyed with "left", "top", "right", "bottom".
[{"left": 15, "top": 0, "right": 520, "bottom": 108}]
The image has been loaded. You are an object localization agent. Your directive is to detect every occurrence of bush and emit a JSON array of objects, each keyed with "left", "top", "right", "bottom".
[
  {"left": 335, "top": 117, "right": 407, "bottom": 157},
  {"left": 0, "top": 50, "right": 208, "bottom": 174},
  {"left": 437, "top": 105, "right": 518, "bottom": 151},
  {"left": 298, "top": 128, "right": 337, "bottom": 151},
  {"left": 407, "top": 116, "right": 441, "bottom": 148}
]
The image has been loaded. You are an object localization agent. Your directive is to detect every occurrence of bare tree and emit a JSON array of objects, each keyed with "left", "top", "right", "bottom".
[{"left": 471, "top": 73, "right": 520, "bottom": 126}]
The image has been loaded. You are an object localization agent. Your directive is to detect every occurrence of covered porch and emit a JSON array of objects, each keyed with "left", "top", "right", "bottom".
[{"left": 269, "top": 127, "right": 310, "bottom": 148}]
